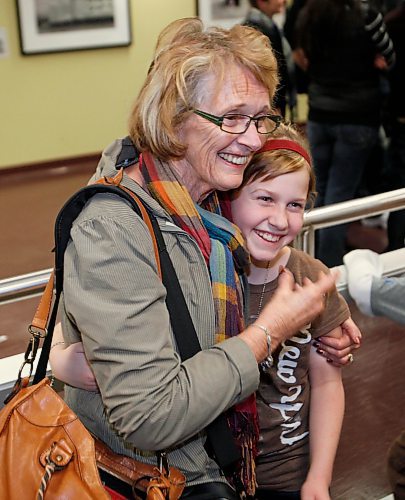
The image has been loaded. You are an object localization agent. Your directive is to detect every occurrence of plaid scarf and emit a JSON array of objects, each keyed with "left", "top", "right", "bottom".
[{"left": 140, "top": 151, "right": 259, "bottom": 495}]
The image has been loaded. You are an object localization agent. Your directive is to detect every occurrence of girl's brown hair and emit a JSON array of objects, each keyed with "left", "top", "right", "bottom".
[{"left": 237, "top": 123, "right": 317, "bottom": 207}]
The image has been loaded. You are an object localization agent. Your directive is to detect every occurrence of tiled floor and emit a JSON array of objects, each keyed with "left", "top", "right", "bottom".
[{"left": 1, "top": 162, "right": 404, "bottom": 499}]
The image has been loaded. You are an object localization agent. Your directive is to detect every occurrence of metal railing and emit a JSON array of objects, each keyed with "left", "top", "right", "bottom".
[
  {"left": 0, "top": 268, "right": 52, "bottom": 305},
  {"left": 1, "top": 188, "right": 405, "bottom": 304},
  {"left": 295, "top": 187, "right": 405, "bottom": 256}
]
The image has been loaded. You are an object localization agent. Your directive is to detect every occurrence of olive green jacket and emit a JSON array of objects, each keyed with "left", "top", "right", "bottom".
[{"left": 62, "top": 139, "right": 259, "bottom": 485}]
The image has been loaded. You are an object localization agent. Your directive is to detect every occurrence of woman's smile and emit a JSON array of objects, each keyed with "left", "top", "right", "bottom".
[{"left": 218, "top": 152, "right": 251, "bottom": 166}]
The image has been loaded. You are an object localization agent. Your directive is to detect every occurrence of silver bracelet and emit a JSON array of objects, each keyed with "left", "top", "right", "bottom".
[
  {"left": 251, "top": 323, "right": 274, "bottom": 372},
  {"left": 50, "top": 341, "right": 65, "bottom": 350}
]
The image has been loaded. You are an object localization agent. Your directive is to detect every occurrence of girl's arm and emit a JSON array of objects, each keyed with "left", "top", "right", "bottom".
[
  {"left": 301, "top": 326, "right": 345, "bottom": 500},
  {"left": 49, "top": 322, "right": 98, "bottom": 391}
]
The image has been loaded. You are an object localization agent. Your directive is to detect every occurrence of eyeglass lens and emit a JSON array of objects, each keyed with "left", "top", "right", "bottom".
[{"left": 221, "top": 115, "right": 278, "bottom": 134}]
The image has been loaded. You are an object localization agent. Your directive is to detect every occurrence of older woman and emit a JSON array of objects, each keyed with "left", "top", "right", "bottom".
[{"left": 52, "top": 18, "right": 357, "bottom": 499}]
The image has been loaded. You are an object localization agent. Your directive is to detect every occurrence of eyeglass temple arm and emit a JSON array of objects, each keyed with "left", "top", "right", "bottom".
[{"left": 193, "top": 109, "right": 223, "bottom": 126}]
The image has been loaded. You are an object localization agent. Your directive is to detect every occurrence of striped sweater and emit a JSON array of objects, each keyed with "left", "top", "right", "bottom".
[{"left": 361, "top": 0, "right": 396, "bottom": 69}]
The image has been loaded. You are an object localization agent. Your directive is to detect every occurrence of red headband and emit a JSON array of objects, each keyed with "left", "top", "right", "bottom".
[{"left": 257, "top": 139, "right": 312, "bottom": 166}]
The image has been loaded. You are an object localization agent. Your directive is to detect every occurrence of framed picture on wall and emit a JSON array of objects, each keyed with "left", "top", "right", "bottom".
[
  {"left": 196, "top": 0, "right": 250, "bottom": 28},
  {"left": 16, "top": 0, "right": 132, "bottom": 55}
]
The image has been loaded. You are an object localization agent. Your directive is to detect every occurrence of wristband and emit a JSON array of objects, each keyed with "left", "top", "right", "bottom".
[{"left": 251, "top": 323, "right": 274, "bottom": 371}]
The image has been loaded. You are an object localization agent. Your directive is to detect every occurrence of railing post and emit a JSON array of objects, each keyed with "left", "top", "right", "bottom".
[
  {"left": 303, "top": 226, "right": 316, "bottom": 258},
  {"left": 294, "top": 226, "right": 315, "bottom": 257}
]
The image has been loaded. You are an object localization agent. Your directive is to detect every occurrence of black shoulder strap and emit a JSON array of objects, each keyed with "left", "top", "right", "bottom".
[
  {"left": 54, "top": 184, "right": 147, "bottom": 292},
  {"left": 34, "top": 183, "right": 149, "bottom": 383},
  {"left": 148, "top": 208, "right": 241, "bottom": 469}
]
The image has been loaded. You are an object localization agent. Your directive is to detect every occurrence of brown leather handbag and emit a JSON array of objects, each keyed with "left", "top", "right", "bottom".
[
  {"left": 0, "top": 375, "right": 110, "bottom": 500},
  {"left": 95, "top": 438, "right": 185, "bottom": 500},
  {"left": 0, "top": 175, "right": 185, "bottom": 499}
]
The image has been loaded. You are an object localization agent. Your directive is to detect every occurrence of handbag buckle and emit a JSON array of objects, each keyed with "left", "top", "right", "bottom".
[
  {"left": 17, "top": 334, "right": 41, "bottom": 381},
  {"left": 28, "top": 324, "right": 48, "bottom": 338},
  {"left": 158, "top": 451, "right": 169, "bottom": 475}
]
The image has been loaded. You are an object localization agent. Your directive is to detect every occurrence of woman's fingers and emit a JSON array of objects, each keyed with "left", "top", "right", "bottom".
[
  {"left": 314, "top": 330, "right": 361, "bottom": 367},
  {"left": 314, "top": 343, "right": 353, "bottom": 360},
  {"left": 341, "top": 317, "right": 362, "bottom": 344},
  {"left": 263, "top": 270, "right": 337, "bottom": 349},
  {"left": 317, "top": 332, "right": 361, "bottom": 354}
]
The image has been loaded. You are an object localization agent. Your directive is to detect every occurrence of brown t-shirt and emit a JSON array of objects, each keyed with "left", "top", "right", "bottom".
[{"left": 249, "top": 248, "right": 349, "bottom": 491}]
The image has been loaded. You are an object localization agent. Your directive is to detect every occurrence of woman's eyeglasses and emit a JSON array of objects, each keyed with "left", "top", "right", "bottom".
[{"left": 193, "top": 109, "right": 282, "bottom": 135}]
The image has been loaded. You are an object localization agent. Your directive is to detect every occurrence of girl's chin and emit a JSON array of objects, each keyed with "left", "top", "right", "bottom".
[{"left": 250, "top": 248, "right": 280, "bottom": 265}]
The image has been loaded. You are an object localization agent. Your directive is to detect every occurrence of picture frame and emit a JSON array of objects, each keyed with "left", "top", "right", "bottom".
[
  {"left": 196, "top": 0, "right": 250, "bottom": 29},
  {"left": 16, "top": 0, "right": 132, "bottom": 55}
]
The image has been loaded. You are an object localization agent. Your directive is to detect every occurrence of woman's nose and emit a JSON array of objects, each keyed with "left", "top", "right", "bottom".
[{"left": 237, "top": 121, "right": 263, "bottom": 150}]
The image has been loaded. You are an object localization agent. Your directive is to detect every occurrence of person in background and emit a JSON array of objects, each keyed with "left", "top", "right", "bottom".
[
  {"left": 284, "top": 0, "right": 309, "bottom": 96},
  {"left": 295, "top": 0, "right": 395, "bottom": 267},
  {"left": 229, "top": 124, "right": 352, "bottom": 499},
  {"left": 49, "top": 17, "right": 361, "bottom": 499},
  {"left": 344, "top": 248, "right": 405, "bottom": 325},
  {"left": 243, "top": 0, "right": 296, "bottom": 119},
  {"left": 343, "top": 246, "right": 405, "bottom": 499},
  {"left": 387, "top": 430, "right": 405, "bottom": 499},
  {"left": 383, "top": 1, "right": 405, "bottom": 251},
  {"left": 342, "top": 19, "right": 405, "bottom": 471}
]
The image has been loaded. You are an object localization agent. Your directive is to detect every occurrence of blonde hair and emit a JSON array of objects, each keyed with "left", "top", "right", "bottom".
[
  {"left": 129, "top": 17, "right": 279, "bottom": 161},
  {"left": 237, "top": 123, "right": 317, "bottom": 206}
]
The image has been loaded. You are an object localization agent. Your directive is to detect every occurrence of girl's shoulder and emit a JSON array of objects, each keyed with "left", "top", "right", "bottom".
[{"left": 287, "top": 247, "right": 329, "bottom": 285}]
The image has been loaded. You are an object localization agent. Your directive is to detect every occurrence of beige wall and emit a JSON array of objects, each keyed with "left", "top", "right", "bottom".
[{"left": 0, "top": 1, "right": 195, "bottom": 169}]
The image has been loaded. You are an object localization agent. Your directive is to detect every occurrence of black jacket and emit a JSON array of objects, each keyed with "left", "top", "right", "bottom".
[{"left": 244, "top": 8, "right": 294, "bottom": 117}]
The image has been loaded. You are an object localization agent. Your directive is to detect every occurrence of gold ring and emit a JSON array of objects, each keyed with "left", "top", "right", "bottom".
[{"left": 347, "top": 353, "right": 354, "bottom": 364}]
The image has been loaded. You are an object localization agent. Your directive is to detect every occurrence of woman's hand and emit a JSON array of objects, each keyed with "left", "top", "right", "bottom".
[
  {"left": 293, "top": 48, "right": 309, "bottom": 71},
  {"left": 314, "top": 317, "right": 362, "bottom": 367},
  {"left": 266, "top": 268, "right": 338, "bottom": 349},
  {"left": 51, "top": 342, "right": 98, "bottom": 392},
  {"left": 241, "top": 268, "right": 338, "bottom": 362},
  {"left": 374, "top": 53, "right": 389, "bottom": 71}
]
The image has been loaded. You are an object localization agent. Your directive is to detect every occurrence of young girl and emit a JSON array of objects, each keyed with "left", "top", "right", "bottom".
[{"left": 229, "top": 123, "right": 350, "bottom": 499}]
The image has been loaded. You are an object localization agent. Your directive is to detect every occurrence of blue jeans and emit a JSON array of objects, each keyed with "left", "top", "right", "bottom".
[{"left": 307, "top": 121, "right": 379, "bottom": 267}]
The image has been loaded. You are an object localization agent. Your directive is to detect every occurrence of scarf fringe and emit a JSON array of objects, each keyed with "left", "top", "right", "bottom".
[{"left": 228, "top": 399, "right": 260, "bottom": 497}]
